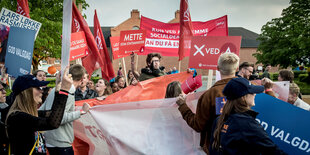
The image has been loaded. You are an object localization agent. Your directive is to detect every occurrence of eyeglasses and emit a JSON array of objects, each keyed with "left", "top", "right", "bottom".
[{"left": 245, "top": 68, "right": 253, "bottom": 74}]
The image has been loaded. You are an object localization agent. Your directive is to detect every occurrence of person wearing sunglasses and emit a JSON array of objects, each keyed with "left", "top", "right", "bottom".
[{"left": 5, "top": 67, "right": 72, "bottom": 154}]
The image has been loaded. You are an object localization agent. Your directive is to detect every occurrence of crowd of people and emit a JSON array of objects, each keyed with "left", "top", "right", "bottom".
[{"left": 0, "top": 52, "right": 309, "bottom": 154}]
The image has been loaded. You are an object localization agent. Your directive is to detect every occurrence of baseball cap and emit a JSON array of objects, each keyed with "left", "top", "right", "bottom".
[
  {"left": 12, "top": 75, "right": 50, "bottom": 96},
  {"left": 223, "top": 77, "right": 264, "bottom": 100}
]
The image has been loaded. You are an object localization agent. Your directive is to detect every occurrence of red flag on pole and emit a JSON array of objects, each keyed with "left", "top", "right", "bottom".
[
  {"left": 72, "top": 2, "right": 104, "bottom": 77},
  {"left": 17, "top": 0, "right": 30, "bottom": 18},
  {"left": 94, "top": 10, "right": 115, "bottom": 80},
  {"left": 178, "top": 0, "right": 194, "bottom": 61}
]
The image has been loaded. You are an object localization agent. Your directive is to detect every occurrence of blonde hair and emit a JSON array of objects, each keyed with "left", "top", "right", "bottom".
[
  {"left": 218, "top": 53, "right": 240, "bottom": 75},
  {"left": 6, "top": 88, "right": 38, "bottom": 120},
  {"left": 289, "top": 83, "right": 300, "bottom": 95}
]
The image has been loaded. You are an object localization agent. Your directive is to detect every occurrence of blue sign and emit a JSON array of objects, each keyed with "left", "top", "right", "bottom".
[
  {"left": 5, "top": 26, "right": 35, "bottom": 78},
  {"left": 253, "top": 94, "right": 310, "bottom": 155}
]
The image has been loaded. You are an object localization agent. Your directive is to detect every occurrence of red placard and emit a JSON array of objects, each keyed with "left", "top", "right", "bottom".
[
  {"left": 119, "top": 30, "right": 146, "bottom": 55},
  {"left": 110, "top": 36, "right": 126, "bottom": 59},
  {"left": 188, "top": 36, "right": 241, "bottom": 70},
  {"left": 70, "top": 31, "right": 88, "bottom": 61},
  {"left": 140, "top": 15, "right": 228, "bottom": 57}
]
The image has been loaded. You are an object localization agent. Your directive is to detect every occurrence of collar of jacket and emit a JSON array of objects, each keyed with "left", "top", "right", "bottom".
[{"left": 212, "top": 77, "right": 237, "bottom": 88}]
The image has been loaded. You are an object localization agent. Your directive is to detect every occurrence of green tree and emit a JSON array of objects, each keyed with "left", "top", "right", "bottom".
[
  {"left": 254, "top": 0, "right": 310, "bottom": 68},
  {"left": 0, "top": 0, "right": 89, "bottom": 70}
]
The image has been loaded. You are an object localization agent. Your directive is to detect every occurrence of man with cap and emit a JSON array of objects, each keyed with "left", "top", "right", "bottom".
[{"left": 210, "top": 78, "right": 286, "bottom": 154}]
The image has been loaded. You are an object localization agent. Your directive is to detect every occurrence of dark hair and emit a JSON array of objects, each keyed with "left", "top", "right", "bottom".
[
  {"left": 239, "top": 62, "right": 253, "bottom": 70},
  {"left": 69, "top": 64, "right": 85, "bottom": 81},
  {"left": 97, "top": 79, "right": 112, "bottom": 96},
  {"left": 146, "top": 53, "right": 162, "bottom": 65},
  {"left": 32, "top": 70, "right": 46, "bottom": 77},
  {"left": 212, "top": 96, "right": 250, "bottom": 150},
  {"left": 127, "top": 70, "right": 133, "bottom": 80},
  {"left": 165, "top": 81, "right": 182, "bottom": 98},
  {"left": 279, "top": 69, "right": 294, "bottom": 83},
  {"left": 115, "top": 76, "right": 126, "bottom": 88}
]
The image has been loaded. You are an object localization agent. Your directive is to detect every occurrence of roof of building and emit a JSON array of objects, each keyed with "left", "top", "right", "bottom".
[
  {"left": 89, "top": 26, "right": 260, "bottom": 48},
  {"left": 228, "top": 27, "right": 260, "bottom": 48},
  {"left": 89, "top": 26, "right": 112, "bottom": 47}
]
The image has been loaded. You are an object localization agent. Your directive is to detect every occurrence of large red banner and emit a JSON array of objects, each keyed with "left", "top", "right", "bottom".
[
  {"left": 119, "top": 30, "right": 146, "bottom": 55},
  {"left": 140, "top": 15, "right": 228, "bottom": 57},
  {"left": 70, "top": 31, "right": 88, "bottom": 61},
  {"left": 188, "top": 36, "right": 241, "bottom": 70}
]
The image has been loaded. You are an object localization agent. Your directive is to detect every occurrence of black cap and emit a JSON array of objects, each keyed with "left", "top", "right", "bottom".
[
  {"left": 223, "top": 77, "right": 264, "bottom": 100},
  {"left": 12, "top": 75, "right": 50, "bottom": 96}
]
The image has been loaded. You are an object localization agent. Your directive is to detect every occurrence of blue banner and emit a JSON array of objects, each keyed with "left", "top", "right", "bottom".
[
  {"left": 5, "top": 26, "right": 35, "bottom": 78},
  {"left": 253, "top": 94, "right": 310, "bottom": 155}
]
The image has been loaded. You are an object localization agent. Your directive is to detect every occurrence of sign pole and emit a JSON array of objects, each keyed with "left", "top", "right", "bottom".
[
  {"left": 122, "top": 57, "right": 129, "bottom": 86},
  {"left": 135, "top": 55, "right": 139, "bottom": 71},
  {"left": 207, "top": 70, "right": 213, "bottom": 89}
]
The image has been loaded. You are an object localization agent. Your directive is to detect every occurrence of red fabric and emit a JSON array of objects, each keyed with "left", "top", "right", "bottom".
[
  {"left": 178, "top": 0, "right": 194, "bottom": 61},
  {"left": 75, "top": 72, "right": 192, "bottom": 107},
  {"left": 16, "top": 0, "right": 30, "bottom": 18},
  {"left": 140, "top": 15, "right": 228, "bottom": 57},
  {"left": 72, "top": 3, "right": 104, "bottom": 77},
  {"left": 94, "top": 10, "right": 115, "bottom": 80}
]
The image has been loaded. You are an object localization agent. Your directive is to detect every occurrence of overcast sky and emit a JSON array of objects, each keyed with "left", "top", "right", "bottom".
[{"left": 84, "top": 0, "right": 290, "bottom": 34}]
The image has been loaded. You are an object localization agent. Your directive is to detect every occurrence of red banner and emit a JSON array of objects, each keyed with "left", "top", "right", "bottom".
[
  {"left": 70, "top": 31, "right": 88, "bottom": 61},
  {"left": 140, "top": 15, "right": 228, "bottom": 57},
  {"left": 119, "top": 30, "right": 146, "bottom": 55},
  {"left": 110, "top": 36, "right": 126, "bottom": 59},
  {"left": 188, "top": 36, "right": 241, "bottom": 70}
]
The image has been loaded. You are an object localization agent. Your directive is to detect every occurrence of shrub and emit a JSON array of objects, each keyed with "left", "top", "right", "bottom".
[{"left": 293, "top": 70, "right": 307, "bottom": 78}]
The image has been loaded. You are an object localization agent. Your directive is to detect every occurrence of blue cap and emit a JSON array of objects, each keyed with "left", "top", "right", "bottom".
[
  {"left": 12, "top": 75, "right": 50, "bottom": 96},
  {"left": 223, "top": 77, "right": 264, "bottom": 100}
]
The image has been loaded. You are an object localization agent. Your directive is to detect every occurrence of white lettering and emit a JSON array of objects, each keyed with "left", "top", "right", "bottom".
[
  {"left": 299, "top": 140, "right": 309, "bottom": 151},
  {"left": 284, "top": 133, "right": 291, "bottom": 144},
  {"left": 225, "top": 47, "right": 232, "bottom": 53},
  {"left": 292, "top": 137, "right": 301, "bottom": 147},
  {"left": 271, "top": 126, "right": 279, "bottom": 136},
  {"left": 275, "top": 130, "right": 284, "bottom": 140}
]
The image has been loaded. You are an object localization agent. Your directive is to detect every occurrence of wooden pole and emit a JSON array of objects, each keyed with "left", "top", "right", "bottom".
[
  {"left": 178, "top": 60, "right": 181, "bottom": 72},
  {"left": 122, "top": 57, "right": 128, "bottom": 86},
  {"left": 207, "top": 70, "right": 214, "bottom": 89},
  {"left": 135, "top": 55, "right": 139, "bottom": 71}
]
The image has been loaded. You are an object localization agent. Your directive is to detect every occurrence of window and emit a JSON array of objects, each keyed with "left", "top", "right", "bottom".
[
  {"left": 132, "top": 26, "right": 140, "bottom": 30},
  {"left": 54, "top": 59, "right": 60, "bottom": 64}
]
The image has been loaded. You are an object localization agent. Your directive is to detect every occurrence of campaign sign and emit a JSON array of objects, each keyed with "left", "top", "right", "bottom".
[
  {"left": 0, "top": 8, "right": 41, "bottom": 38},
  {"left": 70, "top": 31, "right": 88, "bottom": 61},
  {"left": 5, "top": 27, "right": 35, "bottom": 77},
  {"left": 110, "top": 36, "right": 126, "bottom": 59},
  {"left": 119, "top": 30, "right": 146, "bottom": 55},
  {"left": 188, "top": 36, "right": 241, "bottom": 70},
  {"left": 253, "top": 94, "right": 310, "bottom": 155}
]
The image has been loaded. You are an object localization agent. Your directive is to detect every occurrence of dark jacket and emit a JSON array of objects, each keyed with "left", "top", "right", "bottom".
[
  {"left": 6, "top": 92, "right": 68, "bottom": 155},
  {"left": 139, "top": 66, "right": 166, "bottom": 81},
  {"left": 75, "top": 86, "right": 98, "bottom": 101},
  {"left": 178, "top": 77, "right": 235, "bottom": 154},
  {"left": 209, "top": 110, "right": 286, "bottom": 155}
]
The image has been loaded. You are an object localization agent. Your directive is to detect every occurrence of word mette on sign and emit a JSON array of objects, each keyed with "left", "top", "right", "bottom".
[
  {"left": 119, "top": 30, "right": 146, "bottom": 56},
  {"left": 123, "top": 33, "right": 143, "bottom": 41},
  {"left": 188, "top": 36, "right": 242, "bottom": 70}
]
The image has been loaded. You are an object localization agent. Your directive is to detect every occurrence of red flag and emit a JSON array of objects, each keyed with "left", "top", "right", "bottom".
[
  {"left": 72, "top": 2, "right": 104, "bottom": 77},
  {"left": 16, "top": 0, "right": 30, "bottom": 18},
  {"left": 94, "top": 10, "right": 115, "bottom": 80},
  {"left": 178, "top": 0, "right": 194, "bottom": 61}
]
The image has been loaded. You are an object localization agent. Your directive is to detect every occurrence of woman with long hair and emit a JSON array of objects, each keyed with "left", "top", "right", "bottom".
[
  {"left": 95, "top": 79, "right": 112, "bottom": 100},
  {"left": 5, "top": 67, "right": 72, "bottom": 154},
  {"left": 165, "top": 81, "right": 182, "bottom": 98},
  {"left": 210, "top": 78, "right": 286, "bottom": 155}
]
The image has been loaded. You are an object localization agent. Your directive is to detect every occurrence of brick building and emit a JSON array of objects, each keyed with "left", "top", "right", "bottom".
[{"left": 89, "top": 9, "right": 269, "bottom": 76}]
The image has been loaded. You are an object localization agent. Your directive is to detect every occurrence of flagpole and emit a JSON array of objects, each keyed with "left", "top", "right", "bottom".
[
  {"left": 207, "top": 69, "right": 213, "bottom": 89},
  {"left": 178, "top": 60, "right": 181, "bottom": 72},
  {"left": 135, "top": 55, "right": 139, "bottom": 71},
  {"left": 122, "top": 57, "right": 129, "bottom": 86}
]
